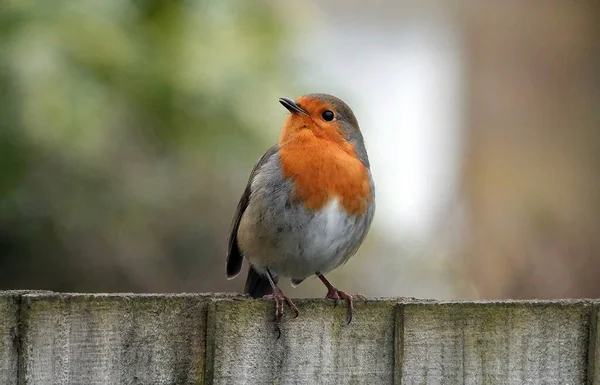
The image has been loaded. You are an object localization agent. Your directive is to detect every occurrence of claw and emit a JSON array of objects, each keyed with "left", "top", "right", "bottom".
[
  {"left": 263, "top": 294, "right": 282, "bottom": 322},
  {"left": 325, "top": 287, "right": 340, "bottom": 307},
  {"left": 261, "top": 268, "right": 300, "bottom": 337},
  {"left": 263, "top": 290, "right": 299, "bottom": 335},
  {"left": 325, "top": 288, "right": 364, "bottom": 324},
  {"left": 274, "top": 324, "right": 281, "bottom": 339},
  {"left": 317, "top": 274, "right": 365, "bottom": 324},
  {"left": 285, "top": 296, "right": 300, "bottom": 318}
]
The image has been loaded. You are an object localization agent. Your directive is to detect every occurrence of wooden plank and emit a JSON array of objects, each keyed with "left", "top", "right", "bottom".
[
  {"left": 19, "top": 293, "right": 228, "bottom": 385},
  {"left": 398, "top": 301, "right": 592, "bottom": 385},
  {"left": 2, "top": 292, "right": 598, "bottom": 384},
  {"left": 0, "top": 292, "right": 20, "bottom": 385},
  {"left": 206, "top": 298, "right": 397, "bottom": 385},
  {"left": 589, "top": 303, "right": 599, "bottom": 385}
]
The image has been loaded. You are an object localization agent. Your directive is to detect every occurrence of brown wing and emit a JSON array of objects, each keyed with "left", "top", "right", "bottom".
[{"left": 226, "top": 145, "right": 279, "bottom": 279}]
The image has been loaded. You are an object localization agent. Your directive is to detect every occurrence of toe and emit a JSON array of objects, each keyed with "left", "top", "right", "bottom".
[
  {"left": 325, "top": 288, "right": 342, "bottom": 307},
  {"left": 284, "top": 296, "right": 300, "bottom": 318},
  {"left": 274, "top": 324, "right": 282, "bottom": 339},
  {"left": 346, "top": 312, "right": 353, "bottom": 325}
]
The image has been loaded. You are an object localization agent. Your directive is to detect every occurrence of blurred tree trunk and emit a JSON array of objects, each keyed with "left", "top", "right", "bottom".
[{"left": 459, "top": 2, "right": 600, "bottom": 298}]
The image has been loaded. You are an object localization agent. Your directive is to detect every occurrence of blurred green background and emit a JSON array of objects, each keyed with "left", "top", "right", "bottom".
[{"left": 1, "top": 1, "right": 599, "bottom": 299}]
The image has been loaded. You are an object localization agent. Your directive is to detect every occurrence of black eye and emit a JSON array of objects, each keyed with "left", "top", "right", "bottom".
[{"left": 321, "top": 110, "right": 334, "bottom": 121}]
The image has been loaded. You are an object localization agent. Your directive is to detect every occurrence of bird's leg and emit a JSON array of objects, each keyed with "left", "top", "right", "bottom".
[
  {"left": 263, "top": 268, "right": 299, "bottom": 329},
  {"left": 317, "top": 273, "right": 365, "bottom": 324}
]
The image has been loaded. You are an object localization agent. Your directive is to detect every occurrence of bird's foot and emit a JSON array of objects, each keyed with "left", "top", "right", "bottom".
[
  {"left": 325, "top": 287, "right": 365, "bottom": 324},
  {"left": 263, "top": 289, "right": 299, "bottom": 337}
]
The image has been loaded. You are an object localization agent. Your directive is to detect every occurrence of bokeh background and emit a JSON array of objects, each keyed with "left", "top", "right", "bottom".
[{"left": 1, "top": 1, "right": 599, "bottom": 299}]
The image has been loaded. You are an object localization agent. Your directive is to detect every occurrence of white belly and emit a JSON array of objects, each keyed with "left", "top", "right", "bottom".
[
  {"left": 260, "top": 198, "right": 359, "bottom": 279},
  {"left": 238, "top": 192, "right": 366, "bottom": 280},
  {"left": 302, "top": 198, "right": 351, "bottom": 263}
]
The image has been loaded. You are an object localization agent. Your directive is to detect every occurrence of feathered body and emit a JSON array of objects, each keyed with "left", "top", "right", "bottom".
[{"left": 227, "top": 94, "right": 375, "bottom": 301}]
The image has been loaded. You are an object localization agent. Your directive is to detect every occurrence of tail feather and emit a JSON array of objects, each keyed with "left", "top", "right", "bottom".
[{"left": 244, "top": 267, "right": 275, "bottom": 298}]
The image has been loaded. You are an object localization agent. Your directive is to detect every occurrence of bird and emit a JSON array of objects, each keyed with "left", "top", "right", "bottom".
[{"left": 226, "top": 93, "right": 375, "bottom": 329}]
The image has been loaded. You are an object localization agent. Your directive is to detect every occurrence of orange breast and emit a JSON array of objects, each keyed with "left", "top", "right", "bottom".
[{"left": 279, "top": 129, "right": 372, "bottom": 216}]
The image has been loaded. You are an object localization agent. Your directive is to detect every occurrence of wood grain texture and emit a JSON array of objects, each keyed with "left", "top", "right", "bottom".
[
  {"left": 0, "top": 292, "right": 19, "bottom": 385},
  {"left": 0, "top": 292, "right": 598, "bottom": 384},
  {"left": 18, "top": 293, "right": 233, "bottom": 385},
  {"left": 206, "top": 298, "right": 397, "bottom": 385},
  {"left": 398, "top": 301, "right": 593, "bottom": 385},
  {"left": 589, "top": 304, "right": 599, "bottom": 385}
]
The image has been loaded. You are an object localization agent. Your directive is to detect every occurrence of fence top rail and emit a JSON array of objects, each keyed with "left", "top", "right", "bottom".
[{"left": 1, "top": 291, "right": 599, "bottom": 385}]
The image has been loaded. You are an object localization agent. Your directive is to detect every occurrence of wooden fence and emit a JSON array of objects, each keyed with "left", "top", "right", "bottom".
[{"left": 0, "top": 291, "right": 598, "bottom": 384}]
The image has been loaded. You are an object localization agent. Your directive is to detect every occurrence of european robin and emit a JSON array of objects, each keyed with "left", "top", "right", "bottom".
[{"left": 226, "top": 93, "right": 375, "bottom": 330}]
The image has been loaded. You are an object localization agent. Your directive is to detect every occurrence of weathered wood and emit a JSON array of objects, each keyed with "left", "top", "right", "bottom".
[
  {"left": 0, "top": 292, "right": 20, "bottom": 385},
  {"left": 398, "top": 301, "right": 593, "bottom": 385},
  {"left": 19, "top": 293, "right": 230, "bottom": 385},
  {"left": 589, "top": 304, "right": 599, "bottom": 385},
  {"left": 0, "top": 292, "right": 598, "bottom": 384},
  {"left": 206, "top": 298, "right": 397, "bottom": 385}
]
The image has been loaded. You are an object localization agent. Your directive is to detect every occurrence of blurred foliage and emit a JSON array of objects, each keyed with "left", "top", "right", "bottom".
[
  {"left": 4, "top": 0, "right": 596, "bottom": 301},
  {"left": 0, "top": 0, "right": 293, "bottom": 291}
]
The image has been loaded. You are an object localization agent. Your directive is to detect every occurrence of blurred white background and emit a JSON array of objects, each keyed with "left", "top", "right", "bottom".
[{"left": 1, "top": 1, "right": 598, "bottom": 300}]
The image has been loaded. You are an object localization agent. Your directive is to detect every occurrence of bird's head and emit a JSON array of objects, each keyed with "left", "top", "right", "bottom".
[{"left": 278, "top": 93, "right": 363, "bottom": 149}]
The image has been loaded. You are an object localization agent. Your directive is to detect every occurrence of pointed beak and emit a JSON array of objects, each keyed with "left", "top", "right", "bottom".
[{"left": 279, "top": 97, "right": 309, "bottom": 115}]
